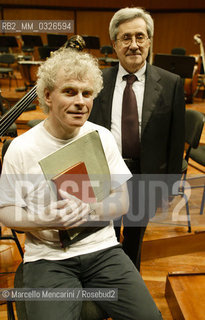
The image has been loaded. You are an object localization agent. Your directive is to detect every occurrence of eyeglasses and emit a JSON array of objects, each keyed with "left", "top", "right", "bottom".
[{"left": 116, "top": 34, "right": 149, "bottom": 46}]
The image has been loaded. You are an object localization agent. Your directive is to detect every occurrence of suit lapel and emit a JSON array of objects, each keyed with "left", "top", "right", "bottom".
[
  {"left": 101, "top": 64, "right": 162, "bottom": 135},
  {"left": 141, "top": 64, "right": 162, "bottom": 136},
  {"left": 101, "top": 65, "right": 118, "bottom": 129}
]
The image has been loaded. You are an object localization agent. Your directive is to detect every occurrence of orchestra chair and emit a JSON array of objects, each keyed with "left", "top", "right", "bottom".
[
  {"left": 0, "top": 54, "right": 18, "bottom": 89},
  {"left": 99, "top": 45, "right": 118, "bottom": 66},
  {"left": 21, "top": 35, "right": 43, "bottom": 55},
  {"left": 21, "top": 46, "right": 34, "bottom": 55},
  {"left": 189, "top": 145, "right": 205, "bottom": 215},
  {"left": 0, "top": 141, "right": 24, "bottom": 320},
  {"left": 18, "top": 60, "right": 41, "bottom": 92},
  {"left": 0, "top": 92, "right": 10, "bottom": 114},
  {"left": 1, "top": 138, "right": 12, "bottom": 161},
  {"left": 38, "top": 46, "right": 57, "bottom": 60},
  {"left": 0, "top": 139, "right": 24, "bottom": 259},
  {"left": 0, "top": 46, "right": 9, "bottom": 53},
  {"left": 100, "top": 45, "right": 113, "bottom": 58},
  {"left": 194, "top": 73, "right": 205, "bottom": 100},
  {"left": 0, "top": 93, "right": 17, "bottom": 138},
  {"left": 82, "top": 35, "right": 100, "bottom": 50},
  {"left": 27, "top": 119, "right": 43, "bottom": 128},
  {"left": 14, "top": 262, "right": 108, "bottom": 320},
  {"left": 177, "top": 109, "right": 205, "bottom": 232},
  {"left": 171, "top": 47, "right": 186, "bottom": 55}
]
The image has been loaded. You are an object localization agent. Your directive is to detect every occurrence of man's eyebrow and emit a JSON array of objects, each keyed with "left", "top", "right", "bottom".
[
  {"left": 61, "top": 84, "right": 76, "bottom": 89},
  {"left": 61, "top": 85, "right": 94, "bottom": 92},
  {"left": 83, "top": 87, "right": 94, "bottom": 92},
  {"left": 122, "top": 32, "right": 131, "bottom": 36}
]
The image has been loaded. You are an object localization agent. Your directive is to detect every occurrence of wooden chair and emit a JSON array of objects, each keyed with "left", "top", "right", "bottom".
[
  {"left": 0, "top": 138, "right": 24, "bottom": 319},
  {"left": 98, "top": 46, "right": 118, "bottom": 66},
  {"left": 0, "top": 139, "right": 24, "bottom": 259},
  {"left": 0, "top": 54, "right": 18, "bottom": 89},
  {"left": 189, "top": 145, "right": 205, "bottom": 215},
  {"left": 171, "top": 47, "right": 186, "bottom": 55},
  {"left": 178, "top": 109, "right": 205, "bottom": 232}
]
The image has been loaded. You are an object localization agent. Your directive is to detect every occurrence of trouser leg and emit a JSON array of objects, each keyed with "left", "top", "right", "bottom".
[
  {"left": 23, "top": 258, "right": 82, "bottom": 320},
  {"left": 122, "top": 225, "right": 147, "bottom": 271},
  {"left": 114, "top": 216, "right": 147, "bottom": 271},
  {"left": 23, "top": 246, "right": 162, "bottom": 320},
  {"left": 119, "top": 173, "right": 153, "bottom": 271},
  {"left": 114, "top": 219, "right": 121, "bottom": 242},
  {"left": 81, "top": 245, "right": 163, "bottom": 320}
]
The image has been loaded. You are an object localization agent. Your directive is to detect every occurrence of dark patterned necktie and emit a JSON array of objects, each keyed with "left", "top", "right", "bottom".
[{"left": 121, "top": 74, "right": 140, "bottom": 159}]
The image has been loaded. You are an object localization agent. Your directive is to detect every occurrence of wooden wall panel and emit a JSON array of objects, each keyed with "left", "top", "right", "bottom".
[
  {"left": 76, "top": 11, "right": 205, "bottom": 57},
  {"left": 153, "top": 12, "right": 205, "bottom": 55},
  {"left": 76, "top": 10, "right": 115, "bottom": 58},
  {"left": 76, "top": 11, "right": 113, "bottom": 46},
  {"left": 0, "top": 0, "right": 205, "bottom": 10},
  {"left": 3, "top": 8, "right": 74, "bottom": 22},
  {"left": 1, "top": 7, "right": 205, "bottom": 60}
]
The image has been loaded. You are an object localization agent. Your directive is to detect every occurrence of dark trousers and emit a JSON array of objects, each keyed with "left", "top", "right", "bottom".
[
  {"left": 116, "top": 159, "right": 152, "bottom": 271},
  {"left": 115, "top": 225, "right": 147, "bottom": 271},
  {"left": 23, "top": 246, "right": 162, "bottom": 320}
]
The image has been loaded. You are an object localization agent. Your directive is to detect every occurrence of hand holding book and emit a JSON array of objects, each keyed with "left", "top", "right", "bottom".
[
  {"left": 58, "top": 189, "right": 98, "bottom": 222},
  {"left": 39, "top": 131, "right": 111, "bottom": 247},
  {"left": 33, "top": 197, "right": 90, "bottom": 230}
]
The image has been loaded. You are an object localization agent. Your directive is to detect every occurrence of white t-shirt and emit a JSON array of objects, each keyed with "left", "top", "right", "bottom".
[{"left": 0, "top": 120, "right": 131, "bottom": 263}]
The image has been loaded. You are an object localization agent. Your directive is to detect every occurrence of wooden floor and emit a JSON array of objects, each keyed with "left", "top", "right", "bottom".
[{"left": 0, "top": 72, "right": 205, "bottom": 319}]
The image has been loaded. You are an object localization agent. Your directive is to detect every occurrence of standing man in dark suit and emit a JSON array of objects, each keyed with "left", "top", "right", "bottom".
[{"left": 89, "top": 7, "right": 185, "bottom": 270}]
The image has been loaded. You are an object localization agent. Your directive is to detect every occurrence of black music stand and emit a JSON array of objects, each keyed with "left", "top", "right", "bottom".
[
  {"left": 0, "top": 36, "right": 18, "bottom": 53},
  {"left": 0, "top": 35, "right": 19, "bottom": 48},
  {"left": 21, "top": 35, "right": 43, "bottom": 48},
  {"left": 47, "top": 34, "right": 68, "bottom": 48},
  {"left": 82, "top": 35, "right": 100, "bottom": 50},
  {"left": 153, "top": 54, "right": 195, "bottom": 79}
]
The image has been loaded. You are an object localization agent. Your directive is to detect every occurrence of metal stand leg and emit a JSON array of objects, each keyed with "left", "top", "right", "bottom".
[
  {"left": 7, "top": 301, "right": 15, "bottom": 320},
  {"left": 200, "top": 186, "right": 205, "bottom": 215}
]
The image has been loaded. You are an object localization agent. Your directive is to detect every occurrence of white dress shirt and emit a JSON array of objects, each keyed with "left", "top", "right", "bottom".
[{"left": 111, "top": 62, "right": 146, "bottom": 153}]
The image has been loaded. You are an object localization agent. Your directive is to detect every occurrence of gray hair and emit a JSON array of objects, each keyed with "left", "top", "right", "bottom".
[
  {"left": 36, "top": 48, "right": 103, "bottom": 113},
  {"left": 109, "top": 7, "right": 154, "bottom": 41}
]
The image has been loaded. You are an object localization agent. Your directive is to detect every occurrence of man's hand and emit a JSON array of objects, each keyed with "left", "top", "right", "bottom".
[
  {"left": 38, "top": 190, "right": 90, "bottom": 229},
  {"left": 43, "top": 189, "right": 90, "bottom": 229}
]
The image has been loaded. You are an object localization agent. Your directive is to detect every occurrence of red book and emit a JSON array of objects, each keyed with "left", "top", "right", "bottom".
[{"left": 51, "top": 161, "right": 96, "bottom": 203}]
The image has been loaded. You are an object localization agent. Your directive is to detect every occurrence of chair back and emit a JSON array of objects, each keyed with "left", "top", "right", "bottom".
[
  {"left": 185, "top": 109, "right": 204, "bottom": 149},
  {"left": 38, "top": 46, "right": 57, "bottom": 60},
  {"left": 171, "top": 47, "right": 186, "bottom": 55},
  {"left": 190, "top": 145, "right": 205, "bottom": 166},
  {"left": 2, "top": 139, "right": 12, "bottom": 162},
  {"left": 0, "top": 53, "right": 15, "bottom": 65},
  {"left": 0, "top": 47, "right": 9, "bottom": 53},
  {"left": 100, "top": 45, "right": 113, "bottom": 56}
]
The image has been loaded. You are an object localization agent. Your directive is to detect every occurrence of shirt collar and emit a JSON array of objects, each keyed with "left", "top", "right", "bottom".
[{"left": 118, "top": 61, "right": 146, "bottom": 83}]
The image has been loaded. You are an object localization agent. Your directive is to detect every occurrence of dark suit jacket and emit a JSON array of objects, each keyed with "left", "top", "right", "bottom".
[
  {"left": 89, "top": 63, "right": 185, "bottom": 176},
  {"left": 89, "top": 63, "right": 185, "bottom": 221}
]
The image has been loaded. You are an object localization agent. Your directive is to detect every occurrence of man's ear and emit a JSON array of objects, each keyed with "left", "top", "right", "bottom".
[
  {"left": 111, "top": 40, "right": 116, "bottom": 51},
  {"left": 44, "top": 89, "right": 52, "bottom": 107}
]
